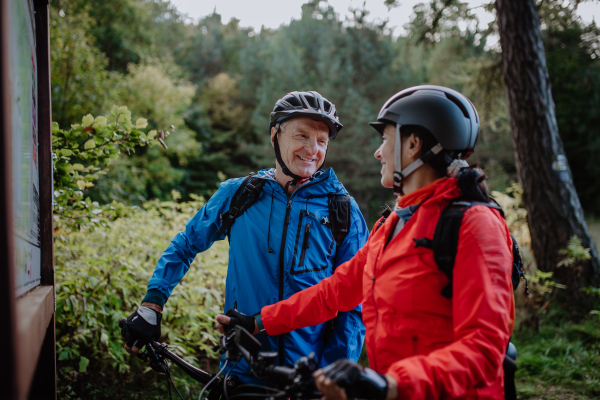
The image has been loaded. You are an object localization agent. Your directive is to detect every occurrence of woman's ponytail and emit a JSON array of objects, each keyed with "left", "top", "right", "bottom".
[{"left": 456, "top": 166, "right": 490, "bottom": 203}]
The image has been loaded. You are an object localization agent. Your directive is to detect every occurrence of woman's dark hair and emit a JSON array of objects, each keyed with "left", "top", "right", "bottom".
[{"left": 400, "top": 125, "right": 489, "bottom": 202}]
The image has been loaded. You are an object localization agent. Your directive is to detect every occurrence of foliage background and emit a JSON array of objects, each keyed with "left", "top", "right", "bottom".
[{"left": 49, "top": 0, "right": 600, "bottom": 398}]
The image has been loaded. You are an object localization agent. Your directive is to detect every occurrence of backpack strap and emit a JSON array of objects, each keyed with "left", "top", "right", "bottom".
[
  {"left": 431, "top": 200, "right": 505, "bottom": 299},
  {"left": 375, "top": 204, "right": 393, "bottom": 232},
  {"left": 328, "top": 194, "right": 352, "bottom": 247},
  {"left": 216, "top": 173, "right": 267, "bottom": 237}
]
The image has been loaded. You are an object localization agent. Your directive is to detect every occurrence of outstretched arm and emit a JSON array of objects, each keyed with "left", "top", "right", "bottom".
[
  {"left": 261, "top": 241, "right": 368, "bottom": 335},
  {"left": 145, "top": 179, "right": 239, "bottom": 306},
  {"left": 318, "top": 201, "right": 369, "bottom": 366}
]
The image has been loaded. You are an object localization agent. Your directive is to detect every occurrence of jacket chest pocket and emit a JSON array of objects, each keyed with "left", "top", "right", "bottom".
[{"left": 290, "top": 210, "right": 334, "bottom": 276}]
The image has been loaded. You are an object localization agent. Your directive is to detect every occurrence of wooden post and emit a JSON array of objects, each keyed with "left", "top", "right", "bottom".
[
  {"left": 1, "top": 0, "right": 56, "bottom": 398},
  {"left": 0, "top": 0, "right": 20, "bottom": 397}
]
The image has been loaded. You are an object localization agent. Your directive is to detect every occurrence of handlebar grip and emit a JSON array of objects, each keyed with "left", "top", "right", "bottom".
[
  {"left": 265, "top": 365, "right": 296, "bottom": 382},
  {"left": 119, "top": 318, "right": 127, "bottom": 329}
]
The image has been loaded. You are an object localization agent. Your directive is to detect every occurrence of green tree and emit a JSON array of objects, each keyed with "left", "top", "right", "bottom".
[{"left": 50, "top": 7, "right": 113, "bottom": 128}]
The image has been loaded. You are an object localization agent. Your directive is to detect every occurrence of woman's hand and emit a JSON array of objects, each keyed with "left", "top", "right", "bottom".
[
  {"left": 314, "top": 368, "right": 348, "bottom": 400},
  {"left": 313, "top": 359, "right": 398, "bottom": 400},
  {"left": 215, "top": 309, "right": 259, "bottom": 335}
]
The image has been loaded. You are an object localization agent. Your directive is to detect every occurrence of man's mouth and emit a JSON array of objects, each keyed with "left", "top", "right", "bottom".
[{"left": 297, "top": 155, "right": 316, "bottom": 162}]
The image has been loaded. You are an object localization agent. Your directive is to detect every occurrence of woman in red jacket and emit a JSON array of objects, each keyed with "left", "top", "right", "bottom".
[{"left": 217, "top": 86, "right": 515, "bottom": 400}]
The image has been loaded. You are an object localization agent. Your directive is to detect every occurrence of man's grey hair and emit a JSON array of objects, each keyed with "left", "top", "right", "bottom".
[{"left": 274, "top": 121, "right": 288, "bottom": 134}]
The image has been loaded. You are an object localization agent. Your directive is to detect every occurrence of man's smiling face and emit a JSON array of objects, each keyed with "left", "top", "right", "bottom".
[{"left": 271, "top": 117, "right": 330, "bottom": 178}]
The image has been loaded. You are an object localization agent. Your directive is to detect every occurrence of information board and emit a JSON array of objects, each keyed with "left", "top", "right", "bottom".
[{"left": 9, "top": 0, "right": 41, "bottom": 297}]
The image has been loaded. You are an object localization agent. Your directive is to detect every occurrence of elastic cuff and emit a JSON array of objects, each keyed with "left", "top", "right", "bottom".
[
  {"left": 253, "top": 313, "right": 266, "bottom": 333},
  {"left": 143, "top": 289, "right": 168, "bottom": 308}
]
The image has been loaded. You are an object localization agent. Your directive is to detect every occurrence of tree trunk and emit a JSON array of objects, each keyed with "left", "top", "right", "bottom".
[{"left": 495, "top": 0, "right": 600, "bottom": 296}]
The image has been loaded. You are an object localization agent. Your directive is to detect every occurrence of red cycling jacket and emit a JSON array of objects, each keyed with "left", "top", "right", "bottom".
[{"left": 262, "top": 178, "right": 515, "bottom": 399}]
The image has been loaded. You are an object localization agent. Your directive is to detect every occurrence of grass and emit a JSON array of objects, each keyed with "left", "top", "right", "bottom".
[{"left": 513, "top": 315, "right": 600, "bottom": 399}]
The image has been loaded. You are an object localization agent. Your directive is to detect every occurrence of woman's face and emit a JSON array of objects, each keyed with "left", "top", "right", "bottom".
[{"left": 374, "top": 125, "right": 397, "bottom": 188}]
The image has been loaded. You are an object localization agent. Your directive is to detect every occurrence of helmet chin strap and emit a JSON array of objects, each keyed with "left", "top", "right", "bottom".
[{"left": 392, "top": 124, "right": 444, "bottom": 197}]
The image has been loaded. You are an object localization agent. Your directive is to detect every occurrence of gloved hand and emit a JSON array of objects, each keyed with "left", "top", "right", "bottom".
[
  {"left": 120, "top": 306, "right": 162, "bottom": 354},
  {"left": 216, "top": 309, "right": 258, "bottom": 335},
  {"left": 320, "top": 359, "right": 389, "bottom": 400}
]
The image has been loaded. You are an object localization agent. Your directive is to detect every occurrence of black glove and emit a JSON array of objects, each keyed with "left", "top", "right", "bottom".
[
  {"left": 321, "top": 359, "right": 389, "bottom": 400},
  {"left": 224, "top": 308, "right": 256, "bottom": 334},
  {"left": 120, "top": 306, "right": 162, "bottom": 350}
]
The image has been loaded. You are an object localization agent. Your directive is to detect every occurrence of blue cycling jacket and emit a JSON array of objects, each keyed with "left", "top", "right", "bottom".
[{"left": 146, "top": 168, "right": 368, "bottom": 382}]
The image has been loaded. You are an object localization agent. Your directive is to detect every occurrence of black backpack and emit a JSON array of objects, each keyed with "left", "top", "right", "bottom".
[
  {"left": 377, "top": 199, "right": 528, "bottom": 400},
  {"left": 216, "top": 172, "right": 352, "bottom": 249}
]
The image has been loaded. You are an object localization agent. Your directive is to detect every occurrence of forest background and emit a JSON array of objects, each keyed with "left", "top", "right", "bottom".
[{"left": 50, "top": 0, "right": 600, "bottom": 399}]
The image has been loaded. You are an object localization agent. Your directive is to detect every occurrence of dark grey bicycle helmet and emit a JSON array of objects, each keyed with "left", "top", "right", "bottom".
[
  {"left": 369, "top": 85, "right": 480, "bottom": 196},
  {"left": 270, "top": 91, "right": 342, "bottom": 139},
  {"left": 270, "top": 91, "right": 342, "bottom": 186}
]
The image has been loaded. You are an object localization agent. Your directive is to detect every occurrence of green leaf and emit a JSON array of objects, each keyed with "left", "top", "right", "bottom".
[
  {"left": 111, "top": 105, "right": 119, "bottom": 117},
  {"left": 52, "top": 121, "right": 60, "bottom": 133},
  {"left": 82, "top": 114, "right": 94, "bottom": 127},
  {"left": 60, "top": 149, "right": 73, "bottom": 157},
  {"left": 84, "top": 140, "right": 96, "bottom": 150},
  {"left": 134, "top": 118, "right": 148, "bottom": 129},
  {"left": 93, "top": 135, "right": 104, "bottom": 145},
  {"left": 119, "top": 106, "right": 129, "bottom": 115},
  {"left": 93, "top": 116, "right": 108, "bottom": 130},
  {"left": 147, "top": 130, "right": 157, "bottom": 140},
  {"left": 79, "top": 356, "right": 90, "bottom": 373},
  {"left": 58, "top": 351, "right": 70, "bottom": 360},
  {"left": 72, "top": 163, "right": 84, "bottom": 171},
  {"left": 77, "top": 180, "right": 86, "bottom": 190}
]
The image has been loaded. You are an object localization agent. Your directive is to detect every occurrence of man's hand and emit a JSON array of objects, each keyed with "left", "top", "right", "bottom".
[
  {"left": 120, "top": 303, "right": 162, "bottom": 355},
  {"left": 313, "top": 359, "right": 397, "bottom": 400},
  {"left": 215, "top": 309, "right": 259, "bottom": 335}
]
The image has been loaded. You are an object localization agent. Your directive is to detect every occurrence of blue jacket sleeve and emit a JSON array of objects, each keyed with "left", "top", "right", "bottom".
[
  {"left": 146, "top": 179, "right": 240, "bottom": 302},
  {"left": 318, "top": 199, "right": 368, "bottom": 366}
]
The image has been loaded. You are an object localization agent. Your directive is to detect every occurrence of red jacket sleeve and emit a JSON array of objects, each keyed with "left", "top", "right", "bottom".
[
  {"left": 386, "top": 207, "right": 515, "bottom": 399},
  {"left": 261, "top": 238, "right": 369, "bottom": 336}
]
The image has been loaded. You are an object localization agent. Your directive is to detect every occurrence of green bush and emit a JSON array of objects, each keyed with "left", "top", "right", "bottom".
[
  {"left": 55, "top": 196, "right": 228, "bottom": 399},
  {"left": 514, "top": 316, "right": 600, "bottom": 399}
]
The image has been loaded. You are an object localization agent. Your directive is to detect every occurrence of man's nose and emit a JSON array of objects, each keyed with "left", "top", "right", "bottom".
[{"left": 305, "top": 138, "right": 318, "bottom": 154}]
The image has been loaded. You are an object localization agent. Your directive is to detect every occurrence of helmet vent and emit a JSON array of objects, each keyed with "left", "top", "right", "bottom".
[
  {"left": 303, "top": 94, "right": 318, "bottom": 110},
  {"left": 323, "top": 101, "right": 331, "bottom": 113},
  {"left": 284, "top": 96, "right": 302, "bottom": 108},
  {"left": 444, "top": 93, "right": 470, "bottom": 118}
]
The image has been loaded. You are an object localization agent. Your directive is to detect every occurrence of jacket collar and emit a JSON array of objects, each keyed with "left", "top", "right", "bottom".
[
  {"left": 255, "top": 168, "right": 348, "bottom": 197},
  {"left": 397, "top": 177, "right": 461, "bottom": 209}
]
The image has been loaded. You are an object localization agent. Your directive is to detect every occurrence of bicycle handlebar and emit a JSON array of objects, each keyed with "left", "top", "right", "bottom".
[
  {"left": 148, "top": 341, "right": 214, "bottom": 385},
  {"left": 119, "top": 318, "right": 320, "bottom": 399}
]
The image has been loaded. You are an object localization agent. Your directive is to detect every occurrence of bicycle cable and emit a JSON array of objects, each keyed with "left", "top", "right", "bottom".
[
  {"left": 223, "top": 359, "right": 240, "bottom": 400},
  {"left": 198, "top": 360, "right": 229, "bottom": 400},
  {"left": 164, "top": 358, "right": 185, "bottom": 400}
]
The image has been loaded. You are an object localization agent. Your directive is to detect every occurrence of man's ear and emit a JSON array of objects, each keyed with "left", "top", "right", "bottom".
[{"left": 270, "top": 126, "right": 278, "bottom": 148}]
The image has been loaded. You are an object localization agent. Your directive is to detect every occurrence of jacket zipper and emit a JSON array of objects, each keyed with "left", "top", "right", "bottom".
[
  {"left": 298, "top": 224, "right": 311, "bottom": 267},
  {"left": 277, "top": 196, "right": 293, "bottom": 365},
  {"left": 275, "top": 175, "right": 332, "bottom": 366},
  {"left": 290, "top": 211, "right": 305, "bottom": 269}
]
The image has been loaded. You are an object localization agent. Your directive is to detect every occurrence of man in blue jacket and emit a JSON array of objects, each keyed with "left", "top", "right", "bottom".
[{"left": 121, "top": 91, "right": 368, "bottom": 384}]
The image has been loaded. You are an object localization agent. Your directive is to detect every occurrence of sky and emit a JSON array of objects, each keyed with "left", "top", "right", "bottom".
[{"left": 171, "top": 0, "right": 600, "bottom": 37}]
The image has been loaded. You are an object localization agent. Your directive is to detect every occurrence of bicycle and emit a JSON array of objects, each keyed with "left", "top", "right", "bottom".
[{"left": 119, "top": 319, "right": 321, "bottom": 400}]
